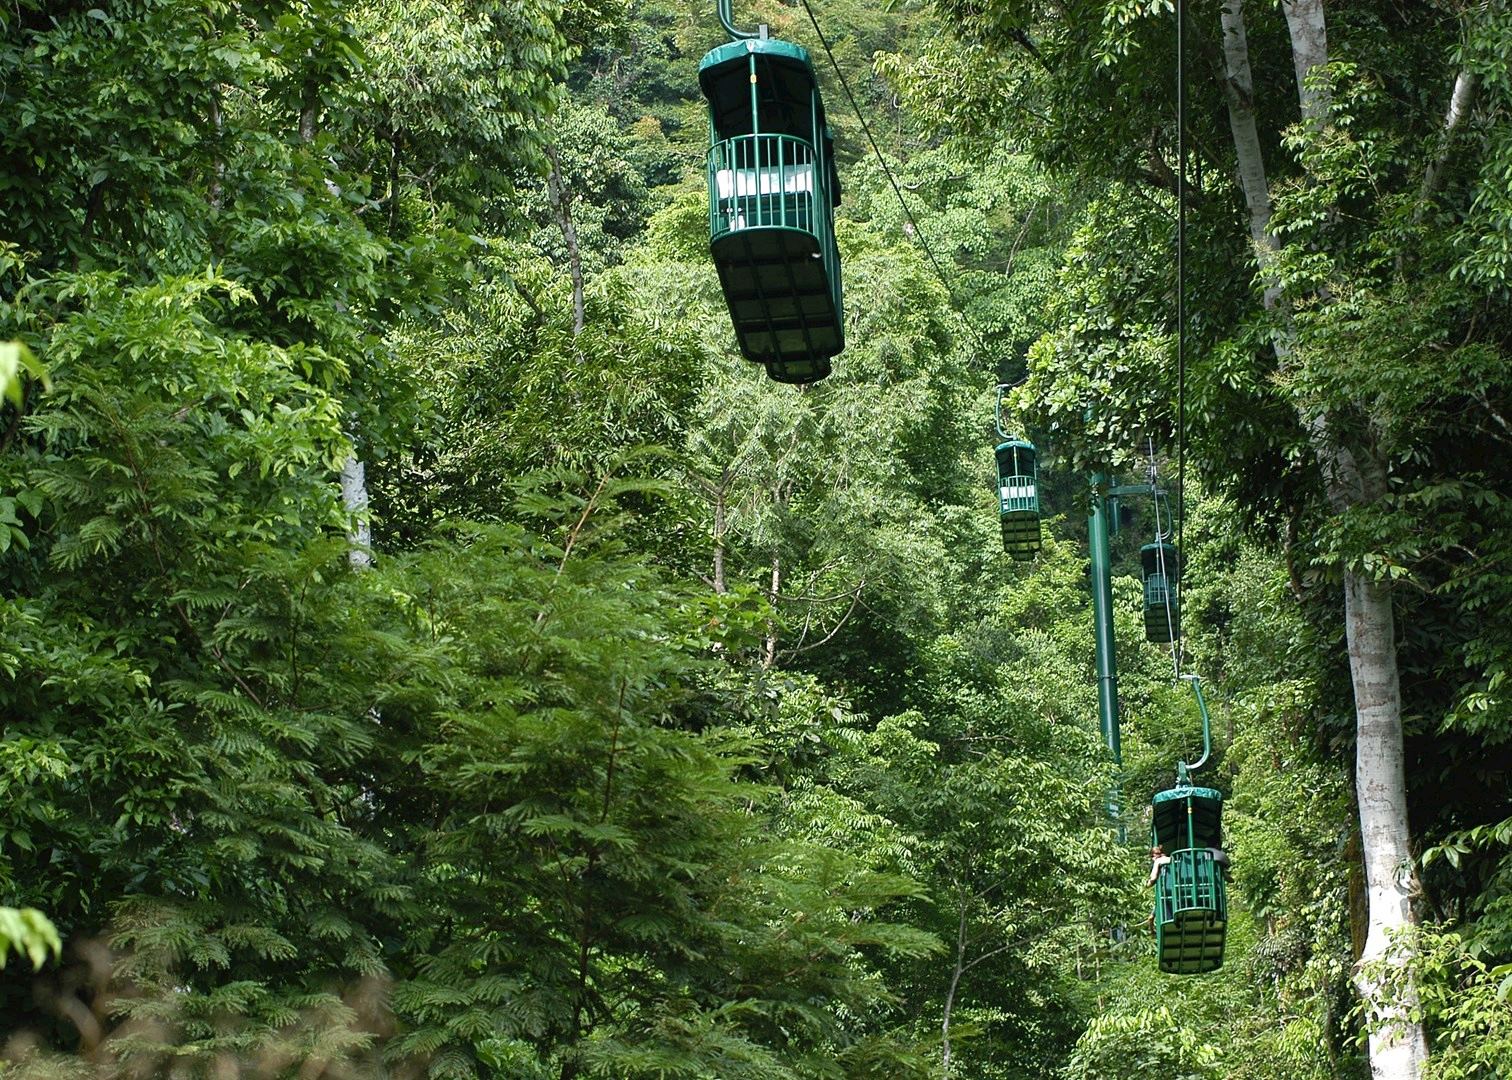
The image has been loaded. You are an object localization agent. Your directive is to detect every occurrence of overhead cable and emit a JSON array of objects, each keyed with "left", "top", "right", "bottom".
[{"left": 797, "top": 0, "right": 998, "bottom": 365}]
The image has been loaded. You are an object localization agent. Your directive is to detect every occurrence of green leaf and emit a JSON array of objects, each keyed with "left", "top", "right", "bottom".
[{"left": 0, "top": 340, "right": 48, "bottom": 408}]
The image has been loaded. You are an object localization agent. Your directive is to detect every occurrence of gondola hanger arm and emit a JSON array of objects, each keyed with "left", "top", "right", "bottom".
[
  {"left": 716, "top": 0, "right": 766, "bottom": 41},
  {"left": 1175, "top": 673, "right": 1213, "bottom": 784},
  {"left": 994, "top": 383, "right": 1017, "bottom": 441}
]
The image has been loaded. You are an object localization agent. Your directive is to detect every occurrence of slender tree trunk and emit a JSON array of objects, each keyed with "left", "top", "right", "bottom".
[
  {"left": 1279, "top": 4, "right": 1425, "bottom": 1069},
  {"left": 298, "top": 84, "right": 317, "bottom": 145},
  {"left": 1218, "top": 0, "right": 1277, "bottom": 267},
  {"left": 762, "top": 551, "right": 780, "bottom": 668},
  {"left": 712, "top": 467, "right": 729, "bottom": 594},
  {"left": 208, "top": 93, "right": 225, "bottom": 213},
  {"left": 341, "top": 454, "right": 373, "bottom": 569},
  {"left": 545, "top": 144, "right": 586, "bottom": 338},
  {"left": 1218, "top": 4, "right": 1427, "bottom": 1075},
  {"left": 941, "top": 891, "right": 968, "bottom": 1078},
  {"left": 1280, "top": 0, "right": 1329, "bottom": 126},
  {"left": 1344, "top": 566, "right": 1427, "bottom": 1076},
  {"left": 1319, "top": 440, "right": 1428, "bottom": 1078},
  {"left": 387, "top": 124, "right": 403, "bottom": 233},
  {"left": 1416, "top": 70, "right": 1478, "bottom": 219}
]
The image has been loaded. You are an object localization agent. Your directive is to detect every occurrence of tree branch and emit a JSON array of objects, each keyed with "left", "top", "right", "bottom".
[
  {"left": 783, "top": 581, "right": 867, "bottom": 658},
  {"left": 1414, "top": 69, "right": 1478, "bottom": 222}
]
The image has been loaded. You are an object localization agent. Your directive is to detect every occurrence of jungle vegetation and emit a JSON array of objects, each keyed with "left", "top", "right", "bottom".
[{"left": 0, "top": 0, "right": 1509, "bottom": 1078}]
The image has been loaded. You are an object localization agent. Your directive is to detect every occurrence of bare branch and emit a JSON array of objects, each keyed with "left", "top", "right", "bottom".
[
  {"left": 961, "top": 938, "right": 1020, "bottom": 974},
  {"left": 782, "top": 581, "right": 867, "bottom": 658}
]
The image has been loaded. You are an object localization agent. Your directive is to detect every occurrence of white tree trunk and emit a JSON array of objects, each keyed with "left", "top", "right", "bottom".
[
  {"left": 340, "top": 453, "right": 373, "bottom": 569},
  {"left": 1416, "top": 70, "right": 1478, "bottom": 216},
  {"left": 1218, "top": 4, "right": 1428, "bottom": 1075},
  {"left": 1281, "top": 0, "right": 1330, "bottom": 124},
  {"left": 762, "top": 551, "right": 780, "bottom": 668},
  {"left": 712, "top": 466, "right": 729, "bottom": 595},
  {"left": 1219, "top": 0, "right": 1277, "bottom": 265},
  {"left": 1346, "top": 566, "right": 1429, "bottom": 1078}
]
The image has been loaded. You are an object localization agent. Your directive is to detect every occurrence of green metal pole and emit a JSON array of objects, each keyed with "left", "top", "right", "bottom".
[
  {"left": 749, "top": 53, "right": 759, "bottom": 137},
  {"left": 1089, "top": 473, "right": 1122, "bottom": 829}
]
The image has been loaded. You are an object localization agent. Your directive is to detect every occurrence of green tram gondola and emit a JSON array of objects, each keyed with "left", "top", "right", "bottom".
[
  {"left": 992, "top": 385, "right": 1042, "bottom": 560},
  {"left": 996, "top": 438, "right": 1041, "bottom": 560},
  {"left": 1151, "top": 677, "right": 1228, "bottom": 975},
  {"left": 1151, "top": 786, "right": 1227, "bottom": 973},
  {"left": 699, "top": 12, "right": 843, "bottom": 384},
  {"left": 1140, "top": 540, "right": 1180, "bottom": 643}
]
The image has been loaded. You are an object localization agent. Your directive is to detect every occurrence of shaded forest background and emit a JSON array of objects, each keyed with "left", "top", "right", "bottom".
[{"left": 0, "top": 0, "right": 1509, "bottom": 1077}]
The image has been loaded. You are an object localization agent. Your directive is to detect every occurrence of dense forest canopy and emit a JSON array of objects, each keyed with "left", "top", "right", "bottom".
[{"left": 0, "top": 0, "right": 1509, "bottom": 1078}]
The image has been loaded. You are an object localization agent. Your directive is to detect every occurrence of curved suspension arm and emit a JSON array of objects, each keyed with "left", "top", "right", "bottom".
[
  {"left": 1176, "top": 674, "right": 1212, "bottom": 783},
  {"left": 717, "top": 0, "right": 761, "bottom": 40},
  {"left": 1154, "top": 491, "right": 1175, "bottom": 542},
  {"left": 995, "top": 383, "right": 1013, "bottom": 440}
]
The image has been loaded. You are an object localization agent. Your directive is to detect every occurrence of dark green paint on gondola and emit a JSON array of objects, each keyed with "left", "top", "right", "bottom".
[
  {"left": 992, "top": 386, "right": 1042, "bottom": 560},
  {"left": 1140, "top": 540, "right": 1180, "bottom": 643},
  {"left": 699, "top": 25, "right": 844, "bottom": 384},
  {"left": 1151, "top": 678, "right": 1227, "bottom": 974},
  {"left": 995, "top": 439, "right": 1041, "bottom": 560},
  {"left": 1151, "top": 786, "right": 1227, "bottom": 974}
]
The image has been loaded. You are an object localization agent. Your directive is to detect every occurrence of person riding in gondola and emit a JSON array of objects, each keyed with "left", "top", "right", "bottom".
[{"left": 1148, "top": 844, "right": 1171, "bottom": 886}]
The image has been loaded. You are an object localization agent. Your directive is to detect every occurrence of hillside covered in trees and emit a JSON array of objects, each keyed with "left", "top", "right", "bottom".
[{"left": 1, "top": 0, "right": 1510, "bottom": 1078}]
